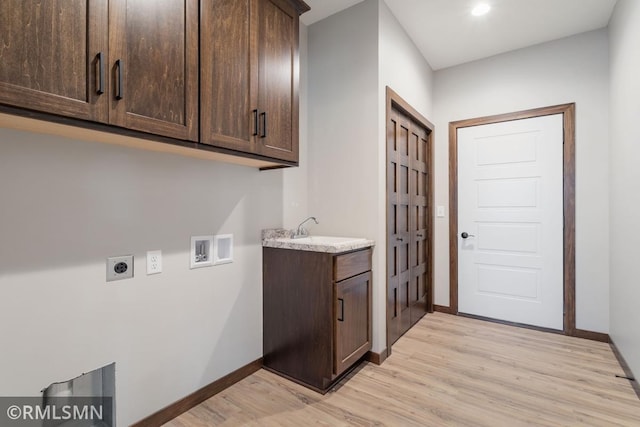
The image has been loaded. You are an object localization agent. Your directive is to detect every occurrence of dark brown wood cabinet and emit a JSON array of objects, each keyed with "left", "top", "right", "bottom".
[
  {"left": 109, "top": 0, "right": 199, "bottom": 141},
  {"left": 263, "top": 246, "right": 372, "bottom": 393},
  {"left": 0, "top": 0, "right": 198, "bottom": 141},
  {"left": 200, "top": 0, "right": 307, "bottom": 162},
  {"left": 0, "top": 0, "right": 308, "bottom": 167},
  {"left": 0, "top": 0, "right": 109, "bottom": 122}
]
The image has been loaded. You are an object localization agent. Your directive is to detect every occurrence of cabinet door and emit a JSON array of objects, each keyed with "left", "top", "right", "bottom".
[
  {"left": 0, "top": 0, "right": 108, "bottom": 122},
  {"left": 256, "top": 0, "right": 299, "bottom": 162},
  {"left": 334, "top": 271, "right": 372, "bottom": 376},
  {"left": 109, "top": 0, "right": 198, "bottom": 141},
  {"left": 200, "top": 0, "right": 259, "bottom": 152}
]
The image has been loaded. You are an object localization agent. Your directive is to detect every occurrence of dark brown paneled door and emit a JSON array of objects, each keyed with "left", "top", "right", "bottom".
[
  {"left": 411, "top": 124, "right": 430, "bottom": 325},
  {"left": 387, "top": 98, "right": 431, "bottom": 348},
  {"left": 388, "top": 112, "right": 412, "bottom": 345},
  {"left": 109, "top": 0, "right": 198, "bottom": 141}
]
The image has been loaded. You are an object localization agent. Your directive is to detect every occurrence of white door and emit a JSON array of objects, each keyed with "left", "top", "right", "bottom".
[{"left": 457, "top": 114, "right": 564, "bottom": 330}]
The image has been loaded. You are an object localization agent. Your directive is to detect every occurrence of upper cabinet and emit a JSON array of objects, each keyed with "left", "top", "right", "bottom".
[
  {"left": 0, "top": 0, "right": 109, "bottom": 122},
  {"left": 255, "top": 0, "right": 300, "bottom": 162},
  {"left": 0, "top": 0, "right": 198, "bottom": 141},
  {"left": 200, "top": 0, "right": 256, "bottom": 153},
  {"left": 109, "top": 0, "right": 199, "bottom": 141},
  {"left": 0, "top": 0, "right": 308, "bottom": 166},
  {"left": 200, "top": 0, "right": 308, "bottom": 163}
]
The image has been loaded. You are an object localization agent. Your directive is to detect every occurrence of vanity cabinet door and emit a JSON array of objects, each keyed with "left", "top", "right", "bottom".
[
  {"left": 0, "top": 0, "right": 109, "bottom": 122},
  {"left": 334, "top": 271, "right": 372, "bottom": 376}
]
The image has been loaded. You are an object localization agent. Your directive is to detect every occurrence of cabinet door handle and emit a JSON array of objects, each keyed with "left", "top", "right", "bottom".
[
  {"left": 96, "top": 52, "right": 105, "bottom": 95},
  {"left": 115, "top": 59, "right": 124, "bottom": 100},
  {"left": 253, "top": 109, "right": 259, "bottom": 136},
  {"left": 260, "top": 111, "right": 267, "bottom": 138},
  {"left": 338, "top": 298, "right": 344, "bottom": 322}
]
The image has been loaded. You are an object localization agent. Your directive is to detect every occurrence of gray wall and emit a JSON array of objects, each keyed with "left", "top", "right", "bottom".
[
  {"left": 379, "top": 0, "right": 433, "bottom": 117},
  {"left": 0, "top": 17, "right": 315, "bottom": 427},
  {"left": 1, "top": 1, "right": 633, "bottom": 424},
  {"left": 0, "top": 27, "right": 316, "bottom": 423},
  {"left": 609, "top": 0, "right": 640, "bottom": 378},
  {"left": 283, "top": 25, "right": 310, "bottom": 226},
  {"left": 307, "top": 0, "right": 381, "bottom": 348},
  {"left": 0, "top": 128, "right": 287, "bottom": 424},
  {"left": 433, "top": 29, "right": 611, "bottom": 333},
  {"left": 306, "top": 0, "right": 434, "bottom": 351}
]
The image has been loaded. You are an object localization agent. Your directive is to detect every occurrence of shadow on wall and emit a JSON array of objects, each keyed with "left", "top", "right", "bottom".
[{"left": 0, "top": 127, "right": 285, "bottom": 275}]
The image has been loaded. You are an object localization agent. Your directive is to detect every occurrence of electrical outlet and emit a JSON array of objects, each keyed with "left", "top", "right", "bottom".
[
  {"left": 147, "top": 250, "right": 162, "bottom": 275},
  {"left": 106, "top": 255, "right": 134, "bottom": 282}
]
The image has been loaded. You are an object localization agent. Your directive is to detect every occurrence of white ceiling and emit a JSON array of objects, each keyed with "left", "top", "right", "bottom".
[{"left": 301, "top": 0, "right": 618, "bottom": 70}]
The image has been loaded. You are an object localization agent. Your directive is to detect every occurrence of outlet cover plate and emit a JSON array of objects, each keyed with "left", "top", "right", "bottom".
[
  {"left": 146, "top": 250, "right": 162, "bottom": 275},
  {"left": 107, "top": 255, "right": 134, "bottom": 282}
]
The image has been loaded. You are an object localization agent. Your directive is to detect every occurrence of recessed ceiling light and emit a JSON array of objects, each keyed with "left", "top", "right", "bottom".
[{"left": 471, "top": 3, "right": 491, "bottom": 16}]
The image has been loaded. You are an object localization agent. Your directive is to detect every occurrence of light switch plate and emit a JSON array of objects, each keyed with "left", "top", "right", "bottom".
[
  {"left": 147, "top": 250, "right": 162, "bottom": 275},
  {"left": 437, "top": 206, "right": 445, "bottom": 218}
]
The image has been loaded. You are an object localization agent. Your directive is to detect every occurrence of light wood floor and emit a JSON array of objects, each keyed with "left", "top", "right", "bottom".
[{"left": 164, "top": 313, "right": 640, "bottom": 426}]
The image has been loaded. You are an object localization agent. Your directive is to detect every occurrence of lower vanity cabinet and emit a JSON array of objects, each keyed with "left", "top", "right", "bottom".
[{"left": 263, "top": 246, "right": 372, "bottom": 393}]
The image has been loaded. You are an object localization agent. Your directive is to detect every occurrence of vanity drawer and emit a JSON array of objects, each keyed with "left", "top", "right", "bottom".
[{"left": 334, "top": 248, "right": 372, "bottom": 282}]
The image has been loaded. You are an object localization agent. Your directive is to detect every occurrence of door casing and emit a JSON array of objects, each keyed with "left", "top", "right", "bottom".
[{"left": 448, "top": 103, "right": 577, "bottom": 335}]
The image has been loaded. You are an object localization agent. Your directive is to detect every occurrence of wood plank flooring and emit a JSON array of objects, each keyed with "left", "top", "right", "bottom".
[{"left": 164, "top": 313, "right": 640, "bottom": 426}]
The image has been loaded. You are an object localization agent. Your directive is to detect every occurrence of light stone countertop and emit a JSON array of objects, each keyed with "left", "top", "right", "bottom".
[{"left": 262, "top": 229, "right": 374, "bottom": 254}]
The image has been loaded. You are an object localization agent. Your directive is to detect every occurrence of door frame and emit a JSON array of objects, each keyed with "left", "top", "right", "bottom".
[
  {"left": 448, "top": 103, "right": 577, "bottom": 336},
  {"left": 385, "top": 86, "right": 435, "bottom": 354}
]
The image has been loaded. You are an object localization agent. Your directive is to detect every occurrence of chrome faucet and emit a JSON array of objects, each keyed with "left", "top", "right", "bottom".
[{"left": 293, "top": 216, "right": 319, "bottom": 238}]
